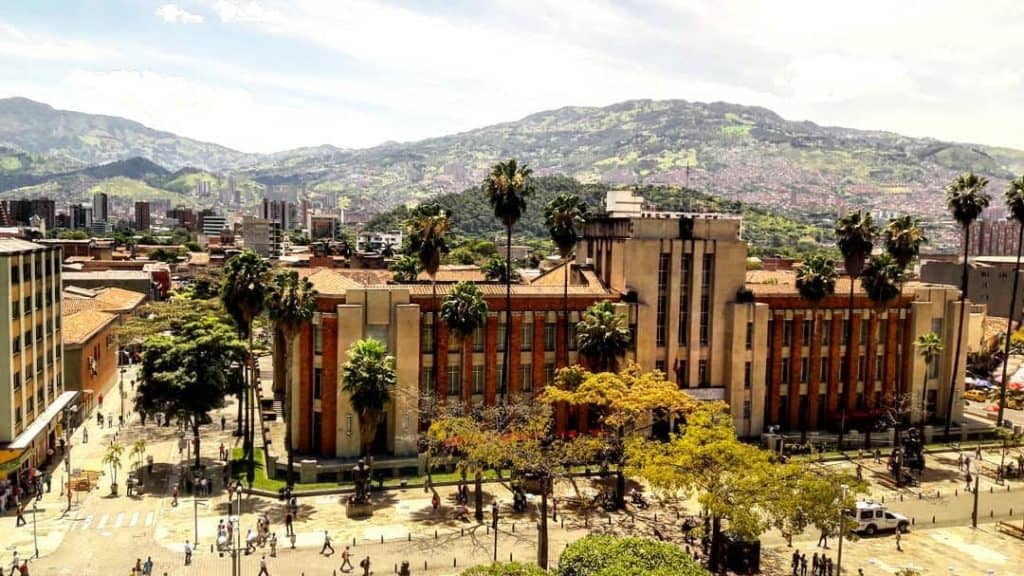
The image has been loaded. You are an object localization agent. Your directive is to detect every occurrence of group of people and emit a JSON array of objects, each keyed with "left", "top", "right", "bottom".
[
  {"left": 791, "top": 550, "right": 838, "bottom": 576},
  {"left": 129, "top": 557, "right": 155, "bottom": 576}
]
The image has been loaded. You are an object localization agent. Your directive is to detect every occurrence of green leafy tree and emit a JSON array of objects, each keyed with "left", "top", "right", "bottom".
[
  {"left": 794, "top": 254, "right": 838, "bottom": 439},
  {"left": 220, "top": 249, "right": 270, "bottom": 475},
  {"left": 858, "top": 252, "right": 905, "bottom": 449},
  {"left": 944, "top": 172, "right": 990, "bottom": 437},
  {"left": 484, "top": 159, "right": 535, "bottom": 402},
  {"left": 998, "top": 175, "right": 1024, "bottom": 427},
  {"left": 137, "top": 317, "right": 247, "bottom": 468},
  {"left": 544, "top": 193, "right": 589, "bottom": 357},
  {"left": 914, "top": 332, "right": 943, "bottom": 426},
  {"left": 266, "top": 270, "right": 318, "bottom": 484},
  {"left": 341, "top": 339, "right": 397, "bottom": 456},
  {"left": 556, "top": 534, "right": 709, "bottom": 576},
  {"left": 389, "top": 254, "right": 422, "bottom": 283},
  {"left": 576, "top": 301, "right": 631, "bottom": 372},
  {"left": 440, "top": 282, "right": 488, "bottom": 403},
  {"left": 834, "top": 210, "right": 876, "bottom": 447},
  {"left": 406, "top": 202, "right": 451, "bottom": 391},
  {"left": 483, "top": 255, "right": 521, "bottom": 283},
  {"left": 461, "top": 563, "right": 548, "bottom": 576},
  {"left": 883, "top": 215, "right": 927, "bottom": 270}
]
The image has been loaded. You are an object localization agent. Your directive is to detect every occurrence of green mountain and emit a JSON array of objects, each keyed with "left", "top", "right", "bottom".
[{"left": 0, "top": 97, "right": 252, "bottom": 171}]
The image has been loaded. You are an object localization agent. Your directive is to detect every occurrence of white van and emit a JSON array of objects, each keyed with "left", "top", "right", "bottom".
[{"left": 845, "top": 501, "right": 910, "bottom": 535}]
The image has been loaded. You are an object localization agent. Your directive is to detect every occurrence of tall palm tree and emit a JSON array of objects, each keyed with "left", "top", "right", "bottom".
[
  {"left": 834, "top": 210, "right": 876, "bottom": 449},
  {"left": 576, "top": 301, "right": 631, "bottom": 372},
  {"left": 406, "top": 203, "right": 451, "bottom": 396},
  {"left": 944, "top": 172, "right": 991, "bottom": 438},
  {"left": 914, "top": 332, "right": 944, "bottom": 427},
  {"left": 544, "top": 194, "right": 589, "bottom": 359},
  {"left": 220, "top": 249, "right": 270, "bottom": 480},
  {"left": 794, "top": 254, "right": 838, "bottom": 440},
  {"left": 439, "top": 282, "right": 489, "bottom": 403},
  {"left": 266, "top": 270, "right": 318, "bottom": 486},
  {"left": 884, "top": 215, "right": 928, "bottom": 270},
  {"left": 859, "top": 253, "right": 904, "bottom": 450},
  {"left": 484, "top": 159, "right": 535, "bottom": 399},
  {"left": 998, "top": 175, "right": 1024, "bottom": 427},
  {"left": 341, "top": 339, "right": 397, "bottom": 456}
]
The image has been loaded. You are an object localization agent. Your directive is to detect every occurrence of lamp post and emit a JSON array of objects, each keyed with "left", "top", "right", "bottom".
[
  {"left": 837, "top": 484, "right": 848, "bottom": 576},
  {"left": 63, "top": 404, "right": 78, "bottom": 513},
  {"left": 233, "top": 484, "right": 243, "bottom": 576},
  {"left": 971, "top": 458, "right": 981, "bottom": 528},
  {"left": 32, "top": 499, "right": 39, "bottom": 558},
  {"left": 491, "top": 500, "right": 499, "bottom": 562},
  {"left": 119, "top": 365, "right": 126, "bottom": 423}
]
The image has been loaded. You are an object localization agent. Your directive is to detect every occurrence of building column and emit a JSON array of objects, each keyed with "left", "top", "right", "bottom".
[
  {"left": 335, "top": 305, "right": 364, "bottom": 458},
  {"left": 509, "top": 314, "right": 522, "bottom": 396},
  {"left": 435, "top": 322, "right": 449, "bottom": 401},
  {"left": 788, "top": 312, "right": 804, "bottom": 430},
  {"left": 297, "top": 324, "right": 313, "bottom": 453},
  {"left": 393, "top": 304, "right": 421, "bottom": 457},
  {"left": 828, "top": 312, "right": 843, "bottom": 416},
  {"left": 484, "top": 315, "right": 498, "bottom": 405},
  {"left": 846, "top": 312, "right": 862, "bottom": 412},
  {"left": 865, "top": 311, "right": 880, "bottom": 407}
]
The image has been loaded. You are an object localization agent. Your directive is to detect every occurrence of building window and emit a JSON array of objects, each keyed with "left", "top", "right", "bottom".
[
  {"left": 783, "top": 320, "right": 792, "bottom": 347},
  {"left": 497, "top": 366, "right": 507, "bottom": 394},
  {"left": 12, "top": 335, "right": 19, "bottom": 353},
  {"left": 875, "top": 355, "right": 884, "bottom": 380},
  {"left": 927, "top": 357, "right": 940, "bottom": 379},
  {"left": 743, "top": 400, "right": 752, "bottom": 420},
  {"left": 520, "top": 364, "right": 533, "bottom": 393},
  {"left": 802, "top": 320, "right": 812, "bottom": 343},
  {"left": 14, "top": 407, "right": 21, "bottom": 425},
  {"left": 521, "top": 320, "right": 533, "bottom": 351},
  {"left": 24, "top": 297, "right": 31, "bottom": 314},
  {"left": 13, "top": 371, "right": 20, "bottom": 390},
  {"left": 744, "top": 361, "right": 752, "bottom": 389},
  {"left": 544, "top": 363, "right": 555, "bottom": 385},
  {"left": 820, "top": 357, "right": 829, "bottom": 381},
  {"left": 931, "top": 318, "right": 943, "bottom": 336},
  {"left": 11, "top": 300, "right": 18, "bottom": 319},
  {"left": 678, "top": 255, "right": 691, "bottom": 345},
  {"left": 781, "top": 358, "right": 790, "bottom": 384},
  {"left": 447, "top": 365, "right": 461, "bottom": 396},
  {"left": 858, "top": 356, "right": 866, "bottom": 382},
  {"left": 11, "top": 263, "right": 19, "bottom": 283},
  {"left": 767, "top": 318, "right": 774, "bottom": 349},
  {"left": 420, "top": 366, "right": 435, "bottom": 392},
  {"left": 676, "top": 360, "right": 688, "bottom": 387},
  {"left": 656, "top": 253, "right": 670, "bottom": 347},
  {"left": 699, "top": 254, "right": 713, "bottom": 346},
  {"left": 878, "top": 320, "right": 887, "bottom": 343},
  {"left": 472, "top": 366, "right": 484, "bottom": 394},
  {"left": 313, "top": 324, "right": 323, "bottom": 355},
  {"left": 822, "top": 319, "right": 831, "bottom": 346},
  {"left": 800, "top": 357, "right": 809, "bottom": 383},
  {"left": 497, "top": 325, "right": 507, "bottom": 352},
  {"left": 473, "top": 327, "right": 485, "bottom": 353},
  {"left": 745, "top": 321, "right": 753, "bottom": 350},
  {"left": 544, "top": 323, "right": 556, "bottom": 351},
  {"left": 839, "top": 358, "right": 848, "bottom": 382},
  {"left": 313, "top": 368, "right": 322, "bottom": 400},
  {"left": 698, "top": 359, "right": 709, "bottom": 387},
  {"left": 860, "top": 318, "right": 868, "bottom": 343},
  {"left": 655, "top": 360, "right": 666, "bottom": 374},
  {"left": 568, "top": 321, "right": 578, "bottom": 351},
  {"left": 421, "top": 316, "right": 435, "bottom": 353},
  {"left": 841, "top": 318, "right": 850, "bottom": 345}
]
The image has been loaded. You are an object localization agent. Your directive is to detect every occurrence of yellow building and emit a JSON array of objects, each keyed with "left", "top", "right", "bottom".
[{"left": 0, "top": 238, "right": 73, "bottom": 482}]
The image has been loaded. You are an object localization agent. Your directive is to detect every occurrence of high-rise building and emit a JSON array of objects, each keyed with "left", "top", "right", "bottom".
[
  {"left": 0, "top": 238, "right": 71, "bottom": 476},
  {"left": 308, "top": 214, "right": 340, "bottom": 240},
  {"left": 92, "top": 192, "right": 109, "bottom": 224},
  {"left": 134, "top": 202, "right": 151, "bottom": 232},
  {"left": 4, "top": 199, "right": 56, "bottom": 229},
  {"left": 167, "top": 206, "right": 197, "bottom": 231},
  {"left": 69, "top": 205, "right": 93, "bottom": 231},
  {"left": 260, "top": 198, "right": 299, "bottom": 231},
  {"left": 200, "top": 215, "right": 227, "bottom": 237},
  {"left": 241, "top": 217, "right": 282, "bottom": 258}
]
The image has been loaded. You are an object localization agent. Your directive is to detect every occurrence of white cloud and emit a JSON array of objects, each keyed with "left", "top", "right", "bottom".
[
  {"left": 0, "top": 21, "right": 116, "bottom": 61},
  {"left": 155, "top": 4, "right": 205, "bottom": 25},
  {"left": 211, "top": 0, "right": 278, "bottom": 23}
]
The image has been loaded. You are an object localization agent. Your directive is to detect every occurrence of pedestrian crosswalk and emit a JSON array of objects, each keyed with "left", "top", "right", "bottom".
[{"left": 69, "top": 510, "right": 156, "bottom": 532}]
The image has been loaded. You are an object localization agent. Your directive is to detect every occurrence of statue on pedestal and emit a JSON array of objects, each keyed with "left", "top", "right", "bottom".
[{"left": 350, "top": 459, "right": 372, "bottom": 505}]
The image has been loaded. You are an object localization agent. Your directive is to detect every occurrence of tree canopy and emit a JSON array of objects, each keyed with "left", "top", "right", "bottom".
[{"left": 556, "top": 534, "right": 709, "bottom": 576}]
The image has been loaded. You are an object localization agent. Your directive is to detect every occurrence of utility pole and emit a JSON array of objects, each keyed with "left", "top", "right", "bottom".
[
  {"left": 971, "top": 460, "right": 981, "bottom": 528},
  {"left": 836, "top": 485, "right": 848, "bottom": 575},
  {"left": 491, "top": 500, "right": 499, "bottom": 562}
]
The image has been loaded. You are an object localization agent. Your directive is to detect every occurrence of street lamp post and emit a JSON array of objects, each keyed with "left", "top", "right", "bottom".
[
  {"left": 235, "top": 484, "right": 244, "bottom": 576},
  {"left": 63, "top": 404, "right": 78, "bottom": 513},
  {"left": 119, "top": 365, "right": 126, "bottom": 423},
  {"left": 837, "top": 484, "right": 848, "bottom": 576},
  {"left": 32, "top": 499, "right": 39, "bottom": 558},
  {"left": 971, "top": 459, "right": 981, "bottom": 528},
  {"left": 491, "top": 500, "right": 499, "bottom": 562}
]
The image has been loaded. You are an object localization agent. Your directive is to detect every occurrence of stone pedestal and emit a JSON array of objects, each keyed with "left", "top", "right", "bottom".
[
  {"left": 299, "top": 459, "right": 318, "bottom": 484},
  {"left": 345, "top": 498, "right": 373, "bottom": 519}
]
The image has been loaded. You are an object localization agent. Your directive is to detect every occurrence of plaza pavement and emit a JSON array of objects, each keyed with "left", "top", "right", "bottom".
[{"left": 5, "top": 369, "right": 1024, "bottom": 575}]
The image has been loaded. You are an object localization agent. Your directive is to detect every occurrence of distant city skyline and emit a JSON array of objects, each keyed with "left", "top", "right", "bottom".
[{"left": 1, "top": 1, "right": 1023, "bottom": 153}]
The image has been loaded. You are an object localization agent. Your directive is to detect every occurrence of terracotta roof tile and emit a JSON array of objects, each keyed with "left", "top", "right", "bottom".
[
  {"left": 417, "top": 265, "right": 487, "bottom": 283},
  {"left": 62, "top": 310, "right": 117, "bottom": 345}
]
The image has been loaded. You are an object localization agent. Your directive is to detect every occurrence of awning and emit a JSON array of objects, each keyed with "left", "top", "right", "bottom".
[{"left": 3, "top": 391, "right": 79, "bottom": 450}]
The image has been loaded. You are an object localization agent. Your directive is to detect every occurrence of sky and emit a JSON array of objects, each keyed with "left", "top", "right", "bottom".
[{"left": 2, "top": 0, "right": 1024, "bottom": 154}]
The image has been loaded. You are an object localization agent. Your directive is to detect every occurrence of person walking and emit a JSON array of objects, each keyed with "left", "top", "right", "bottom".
[
  {"left": 320, "top": 531, "right": 335, "bottom": 555},
  {"left": 359, "top": 556, "right": 371, "bottom": 576},
  {"left": 965, "top": 471, "right": 973, "bottom": 492},
  {"left": 257, "top": 555, "right": 270, "bottom": 576},
  {"left": 143, "top": 557, "right": 153, "bottom": 576},
  {"left": 340, "top": 546, "right": 354, "bottom": 573},
  {"left": 172, "top": 485, "right": 179, "bottom": 507},
  {"left": 269, "top": 533, "right": 277, "bottom": 557},
  {"left": 183, "top": 541, "right": 192, "bottom": 565},
  {"left": 896, "top": 529, "right": 903, "bottom": 552},
  {"left": 284, "top": 511, "right": 293, "bottom": 536},
  {"left": 15, "top": 505, "right": 26, "bottom": 527},
  {"left": 800, "top": 553, "right": 808, "bottom": 576},
  {"left": 289, "top": 532, "right": 296, "bottom": 550},
  {"left": 791, "top": 550, "right": 800, "bottom": 575},
  {"left": 221, "top": 415, "right": 227, "bottom": 431}
]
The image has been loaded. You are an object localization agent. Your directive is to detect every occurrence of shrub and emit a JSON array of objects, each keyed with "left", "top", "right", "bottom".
[
  {"left": 556, "top": 535, "right": 709, "bottom": 576},
  {"left": 461, "top": 562, "right": 549, "bottom": 576}
]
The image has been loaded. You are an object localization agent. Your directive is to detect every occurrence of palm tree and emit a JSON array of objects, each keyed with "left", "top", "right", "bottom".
[
  {"left": 794, "top": 254, "right": 838, "bottom": 440},
  {"left": 483, "top": 255, "right": 520, "bottom": 283},
  {"left": 341, "top": 339, "right": 397, "bottom": 456},
  {"left": 859, "top": 253, "right": 905, "bottom": 450},
  {"left": 389, "top": 255, "right": 421, "bottom": 283},
  {"left": 544, "top": 194, "right": 589, "bottom": 358},
  {"left": 266, "top": 270, "right": 318, "bottom": 486},
  {"left": 914, "top": 332, "right": 944, "bottom": 427},
  {"left": 439, "top": 282, "right": 489, "bottom": 403},
  {"left": 103, "top": 442, "right": 124, "bottom": 496},
  {"left": 998, "top": 176, "right": 1024, "bottom": 427},
  {"left": 944, "top": 173, "right": 991, "bottom": 438},
  {"left": 130, "top": 440, "right": 147, "bottom": 484},
  {"left": 484, "top": 159, "right": 535, "bottom": 399},
  {"left": 883, "top": 216, "right": 928, "bottom": 270},
  {"left": 576, "top": 301, "right": 631, "bottom": 372},
  {"left": 834, "top": 210, "right": 876, "bottom": 449},
  {"left": 220, "top": 249, "right": 270, "bottom": 481},
  {"left": 406, "top": 203, "right": 451, "bottom": 396}
]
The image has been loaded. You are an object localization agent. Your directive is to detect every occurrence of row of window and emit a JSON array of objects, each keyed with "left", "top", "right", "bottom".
[
  {"left": 656, "top": 254, "right": 714, "bottom": 348},
  {"left": 8, "top": 252, "right": 61, "bottom": 284},
  {"left": 769, "top": 315, "right": 917, "bottom": 349},
  {"left": 658, "top": 358, "right": 712, "bottom": 388},
  {"left": 775, "top": 351, "right": 931, "bottom": 385},
  {"left": 420, "top": 314, "right": 576, "bottom": 354}
]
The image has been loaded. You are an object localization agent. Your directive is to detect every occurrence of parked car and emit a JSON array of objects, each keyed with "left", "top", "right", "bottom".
[
  {"left": 846, "top": 501, "right": 910, "bottom": 535},
  {"left": 964, "top": 389, "right": 990, "bottom": 403}
]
